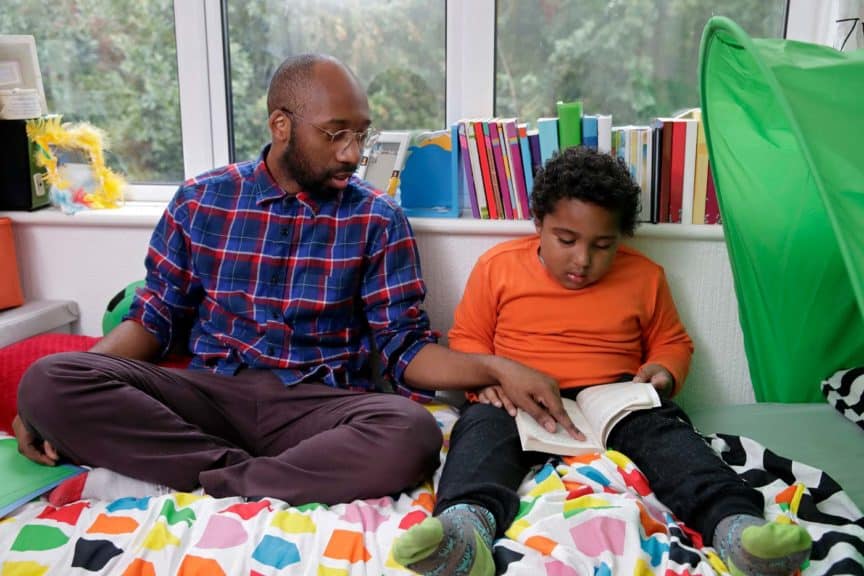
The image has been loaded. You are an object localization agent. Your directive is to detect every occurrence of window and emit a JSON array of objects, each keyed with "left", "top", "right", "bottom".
[
  {"left": 0, "top": 0, "right": 184, "bottom": 184},
  {"left": 225, "top": 0, "right": 446, "bottom": 163},
  {"left": 495, "top": 0, "right": 788, "bottom": 125}
]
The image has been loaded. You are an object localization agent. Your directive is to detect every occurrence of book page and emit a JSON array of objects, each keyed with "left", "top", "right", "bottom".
[
  {"left": 576, "top": 382, "right": 661, "bottom": 446},
  {"left": 515, "top": 398, "right": 602, "bottom": 455}
]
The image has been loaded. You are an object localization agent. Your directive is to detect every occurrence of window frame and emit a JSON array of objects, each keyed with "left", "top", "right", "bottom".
[{"left": 128, "top": 0, "right": 810, "bottom": 203}]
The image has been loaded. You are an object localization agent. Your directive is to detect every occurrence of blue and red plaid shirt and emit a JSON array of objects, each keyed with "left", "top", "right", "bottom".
[{"left": 127, "top": 146, "right": 437, "bottom": 398}]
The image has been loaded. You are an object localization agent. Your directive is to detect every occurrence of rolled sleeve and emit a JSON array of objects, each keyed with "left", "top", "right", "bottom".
[{"left": 362, "top": 206, "right": 437, "bottom": 398}]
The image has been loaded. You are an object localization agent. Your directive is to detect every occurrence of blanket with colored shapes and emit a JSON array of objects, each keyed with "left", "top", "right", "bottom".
[{"left": 1, "top": 404, "right": 862, "bottom": 575}]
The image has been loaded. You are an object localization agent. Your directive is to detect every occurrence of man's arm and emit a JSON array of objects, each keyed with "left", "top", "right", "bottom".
[
  {"left": 404, "top": 343, "right": 582, "bottom": 439},
  {"left": 89, "top": 320, "right": 162, "bottom": 360}
]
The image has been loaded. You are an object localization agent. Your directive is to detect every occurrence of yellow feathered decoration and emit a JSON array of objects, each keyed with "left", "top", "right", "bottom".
[{"left": 25, "top": 116, "right": 125, "bottom": 212}]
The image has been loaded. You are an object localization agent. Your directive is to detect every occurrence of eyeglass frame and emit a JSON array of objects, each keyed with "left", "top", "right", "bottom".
[{"left": 278, "top": 107, "right": 379, "bottom": 152}]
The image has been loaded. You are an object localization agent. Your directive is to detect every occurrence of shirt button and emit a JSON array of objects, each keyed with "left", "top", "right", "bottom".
[
  {"left": 271, "top": 310, "right": 280, "bottom": 320},
  {"left": 271, "top": 273, "right": 279, "bottom": 284},
  {"left": 267, "top": 346, "right": 275, "bottom": 355},
  {"left": 281, "top": 227, "right": 290, "bottom": 236}
]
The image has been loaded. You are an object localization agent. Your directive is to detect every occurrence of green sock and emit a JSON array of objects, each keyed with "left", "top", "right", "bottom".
[
  {"left": 714, "top": 515, "right": 812, "bottom": 575},
  {"left": 392, "top": 503, "right": 495, "bottom": 576}
]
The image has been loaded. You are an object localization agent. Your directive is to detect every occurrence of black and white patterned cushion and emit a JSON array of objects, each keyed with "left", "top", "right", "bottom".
[{"left": 822, "top": 367, "right": 864, "bottom": 429}]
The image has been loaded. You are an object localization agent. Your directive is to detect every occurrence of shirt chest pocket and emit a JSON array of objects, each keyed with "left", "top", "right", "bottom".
[{"left": 291, "top": 268, "right": 359, "bottom": 335}]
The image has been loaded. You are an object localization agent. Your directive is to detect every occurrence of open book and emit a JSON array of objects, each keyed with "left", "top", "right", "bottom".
[
  {"left": 0, "top": 436, "right": 85, "bottom": 518},
  {"left": 515, "top": 381, "right": 661, "bottom": 456}
]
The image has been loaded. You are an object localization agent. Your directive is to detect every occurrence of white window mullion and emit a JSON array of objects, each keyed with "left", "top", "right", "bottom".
[
  {"left": 174, "top": 0, "right": 229, "bottom": 179},
  {"left": 446, "top": 0, "right": 495, "bottom": 124}
]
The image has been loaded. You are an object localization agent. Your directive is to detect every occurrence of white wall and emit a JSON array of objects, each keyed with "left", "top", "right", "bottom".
[{"left": 6, "top": 211, "right": 753, "bottom": 411}]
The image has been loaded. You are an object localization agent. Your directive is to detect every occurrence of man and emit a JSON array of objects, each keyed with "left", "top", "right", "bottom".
[{"left": 13, "top": 54, "right": 577, "bottom": 506}]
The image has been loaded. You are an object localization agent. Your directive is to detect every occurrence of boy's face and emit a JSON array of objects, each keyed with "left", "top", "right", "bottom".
[{"left": 534, "top": 198, "right": 621, "bottom": 290}]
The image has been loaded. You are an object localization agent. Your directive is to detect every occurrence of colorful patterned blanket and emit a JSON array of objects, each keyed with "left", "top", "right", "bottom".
[{"left": 1, "top": 404, "right": 862, "bottom": 575}]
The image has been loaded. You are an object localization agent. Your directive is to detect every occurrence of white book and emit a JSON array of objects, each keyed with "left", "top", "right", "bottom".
[
  {"left": 597, "top": 114, "right": 612, "bottom": 154},
  {"left": 680, "top": 119, "right": 698, "bottom": 226},
  {"left": 515, "top": 382, "right": 661, "bottom": 456}
]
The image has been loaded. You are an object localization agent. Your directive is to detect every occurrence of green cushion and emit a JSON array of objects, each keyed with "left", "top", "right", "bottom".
[{"left": 688, "top": 403, "right": 864, "bottom": 510}]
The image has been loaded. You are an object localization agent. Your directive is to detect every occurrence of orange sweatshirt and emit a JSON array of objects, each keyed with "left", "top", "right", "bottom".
[{"left": 449, "top": 236, "right": 694, "bottom": 395}]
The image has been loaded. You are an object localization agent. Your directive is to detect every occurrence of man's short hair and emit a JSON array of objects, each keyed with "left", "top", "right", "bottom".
[
  {"left": 267, "top": 53, "right": 341, "bottom": 115},
  {"left": 530, "top": 146, "right": 642, "bottom": 237}
]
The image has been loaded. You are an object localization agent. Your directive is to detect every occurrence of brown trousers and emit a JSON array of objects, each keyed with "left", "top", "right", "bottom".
[{"left": 17, "top": 352, "right": 442, "bottom": 505}]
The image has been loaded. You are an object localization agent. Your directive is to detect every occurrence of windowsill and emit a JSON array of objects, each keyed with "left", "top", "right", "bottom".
[{"left": 0, "top": 204, "right": 725, "bottom": 240}]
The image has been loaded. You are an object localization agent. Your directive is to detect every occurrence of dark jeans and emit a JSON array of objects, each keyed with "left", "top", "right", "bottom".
[
  {"left": 17, "top": 352, "right": 442, "bottom": 506},
  {"left": 435, "top": 400, "right": 763, "bottom": 544}
]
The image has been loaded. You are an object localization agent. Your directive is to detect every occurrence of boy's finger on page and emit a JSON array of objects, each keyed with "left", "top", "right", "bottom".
[
  {"left": 43, "top": 441, "right": 60, "bottom": 462},
  {"left": 500, "top": 394, "right": 517, "bottom": 416},
  {"left": 549, "top": 407, "right": 586, "bottom": 440}
]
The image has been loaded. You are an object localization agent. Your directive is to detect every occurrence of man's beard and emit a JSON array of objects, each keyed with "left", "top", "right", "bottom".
[{"left": 281, "top": 142, "right": 356, "bottom": 198}]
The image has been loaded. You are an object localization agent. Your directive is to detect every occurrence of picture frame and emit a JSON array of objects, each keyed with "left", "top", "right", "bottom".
[
  {"left": 0, "top": 35, "right": 48, "bottom": 119},
  {"left": 356, "top": 130, "right": 411, "bottom": 196}
]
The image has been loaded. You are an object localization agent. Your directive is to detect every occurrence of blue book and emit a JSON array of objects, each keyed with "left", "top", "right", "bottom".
[
  {"left": 537, "top": 117, "right": 560, "bottom": 167},
  {"left": 518, "top": 123, "right": 534, "bottom": 196},
  {"left": 0, "top": 436, "right": 86, "bottom": 518},
  {"left": 582, "top": 115, "right": 599, "bottom": 150}
]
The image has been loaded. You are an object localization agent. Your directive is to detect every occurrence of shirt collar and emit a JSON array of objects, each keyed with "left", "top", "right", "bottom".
[{"left": 252, "top": 143, "right": 345, "bottom": 213}]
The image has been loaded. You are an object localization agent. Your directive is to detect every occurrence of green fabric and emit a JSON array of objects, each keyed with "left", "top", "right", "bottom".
[{"left": 699, "top": 17, "right": 864, "bottom": 402}]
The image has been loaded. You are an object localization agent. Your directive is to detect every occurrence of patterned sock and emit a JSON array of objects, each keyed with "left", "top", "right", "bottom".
[
  {"left": 392, "top": 503, "right": 496, "bottom": 576},
  {"left": 49, "top": 468, "right": 178, "bottom": 506},
  {"left": 714, "top": 514, "right": 812, "bottom": 575}
]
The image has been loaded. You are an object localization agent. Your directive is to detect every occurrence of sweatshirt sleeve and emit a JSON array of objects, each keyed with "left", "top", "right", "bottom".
[
  {"left": 642, "top": 268, "right": 694, "bottom": 395},
  {"left": 448, "top": 256, "right": 497, "bottom": 355}
]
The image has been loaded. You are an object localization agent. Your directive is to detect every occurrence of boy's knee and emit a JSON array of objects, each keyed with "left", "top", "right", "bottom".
[{"left": 455, "top": 402, "right": 515, "bottom": 434}]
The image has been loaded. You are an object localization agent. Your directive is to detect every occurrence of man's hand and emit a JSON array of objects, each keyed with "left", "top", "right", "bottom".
[
  {"left": 11, "top": 414, "right": 59, "bottom": 466},
  {"left": 633, "top": 363, "right": 675, "bottom": 399},
  {"left": 491, "top": 358, "right": 585, "bottom": 440}
]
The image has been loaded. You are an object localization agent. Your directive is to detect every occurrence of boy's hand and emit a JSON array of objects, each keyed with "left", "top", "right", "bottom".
[
  {"left": 476, "top": 385, "right": 517, "bottom": 416},
  {"left": 633, "top": 363, "right": 675, "bottom": 399},
  {"left": 493, "top": 358, "right": 585, "bottom": 440}
]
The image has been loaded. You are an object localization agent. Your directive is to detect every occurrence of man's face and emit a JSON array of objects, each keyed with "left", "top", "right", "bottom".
[
  {"left": 535, "top": 198, "right": 621, "bottom": 290},
  {"left": 276, "top": 64, "right": 372, "bottom": 196}
]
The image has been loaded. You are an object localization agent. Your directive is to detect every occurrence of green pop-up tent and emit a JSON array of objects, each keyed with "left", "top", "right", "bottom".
[{"left": 699, "top": 17, "right": 864, "bottom": 403}]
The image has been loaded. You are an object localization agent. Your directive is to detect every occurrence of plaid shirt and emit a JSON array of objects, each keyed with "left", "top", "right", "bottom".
[{"left": 127, "top": 146, "right": 437, "bottom": 398}]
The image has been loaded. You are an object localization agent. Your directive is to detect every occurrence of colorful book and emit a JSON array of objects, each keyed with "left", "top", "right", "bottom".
[
  {"left": 581, "top": 115, "right": 599, "bottom": 150},
  {"left": 496, "top": 120, "right": 522, "bottom": 219},
  {"left": 659, "top": 120, "right": 673, "bottom": 223},
  {"left": 537, "top": 117, "right": 560, "bottom": 167},
  {"left": 472, "top": 120, "right": 499, "bottom": 220},
  {"left": 481, "top": 121, "right": 505, "bottom": 220},
  {"left": 503, "top": 119, "right": 530, "bottom": 219},
  {"left": 1, "top": 436, "right": 86, "bottom": 518},
  {"left": 518, "top": 123, "right": 534, "bottom": 202},
  {"left": 528, "top": 129, "right": 542, "bottom": 176},
  {"left": 488, "top": 121, "right": 514, "bottom": 219},
  {"left": 680, "top": 118, "right": 698, "bottom": 225},
  {"left": 456, "top": 123, "right": 481, "bottom": 218},
  {"left": 463, "top": 121, "right": 489, "bottom": 219},
  {"left": 556, "top": 100, "right": 583, "bottom": 150},
  {"left": 668, "top": 120, "right": 687, "bottom": 224}
]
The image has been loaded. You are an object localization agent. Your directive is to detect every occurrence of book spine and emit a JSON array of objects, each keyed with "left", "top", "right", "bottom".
[
  {"left": 597, "top": 114, "right": 612, "bottom": 154},
  {"left": 506, "top": 121, "right": 531, "bottom": 220},
  {"left": 518, "top": 123, "right": 534, "bottom": 209},
  {"left": 472, "top": 121, "right": 499, "bottom": 220},
  {"left": 537, "top": 118, "right": 560, "bottom": 167},
  {"left": 456, "top": 122, "right": 481, "bottom": 218},
  {"left": 528, "top": 130, "right": 542, "bottom": 175},
  {"left": 481, "top": 121, "right": 505, "bottom": 219},
  {"left": 556, "top": 100, "right": 583, "bottom": 150},
  {"left": 691, "top": 114, "right": 709, "bottom": 224},
  {"left": 496, "top": 120, "right": 521, "bottom": 219},
  {"left": 680, "top": 119, "right": 697, "bottom": 225},
  {"left": 487, "top": 121, "right": 512, "bottom": 219},
  {"left": 669, "top": 120, "right": 686, "bottom": 224},
  {"left": 581, "top": 115, "right": 599, "bottom": 151},
  {"left": 704, "top": 163, "right": 721, "bottom": 224}
]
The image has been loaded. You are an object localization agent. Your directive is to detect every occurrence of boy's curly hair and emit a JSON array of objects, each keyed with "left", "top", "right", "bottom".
[{"left": 530, "top": 146, "right": 642, "bottom": 237}]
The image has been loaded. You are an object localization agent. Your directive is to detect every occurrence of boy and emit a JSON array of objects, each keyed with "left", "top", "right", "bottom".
[{"left": 393, "top": 147, "right": 811, "bottom": 576}]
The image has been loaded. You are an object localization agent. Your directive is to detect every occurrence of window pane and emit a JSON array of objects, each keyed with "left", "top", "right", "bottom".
[
  {"left": 0, "top": 0, "right": 183, "bottom": 183},
  {"left": 226, "top": 0, "right": 445, "bottom": 162},
  {"left": 496, "top": 0, "right": 787, "bottom": 124}
]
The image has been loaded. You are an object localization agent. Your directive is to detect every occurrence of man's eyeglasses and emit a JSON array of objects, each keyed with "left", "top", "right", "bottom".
[{"left": 279, "top": 107, "right": 379, "bottom": 152}]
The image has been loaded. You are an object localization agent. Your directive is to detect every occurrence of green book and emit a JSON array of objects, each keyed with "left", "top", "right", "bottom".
[
  {"left": 0, "top": 436, "right": 85, "bottom": 518},
  {"left": 556, "top": 100, "right": 583, "bottom": 150}
]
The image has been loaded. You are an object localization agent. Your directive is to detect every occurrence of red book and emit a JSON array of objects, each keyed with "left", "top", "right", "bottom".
[
  {"left": 488, "top": 121, "right": 514, "bottom": 219},
  {"left": 668, "top": 120, "right": 687, "bottom": 224},
  {"left": 472, "top": 121, "right": 499, "bottom": 220},
  {"left": 704, "top": 163, "right": 721, "bottom": 224},
  {"left": 659, "top": 121, "right": 673, "bottom": 223}
]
